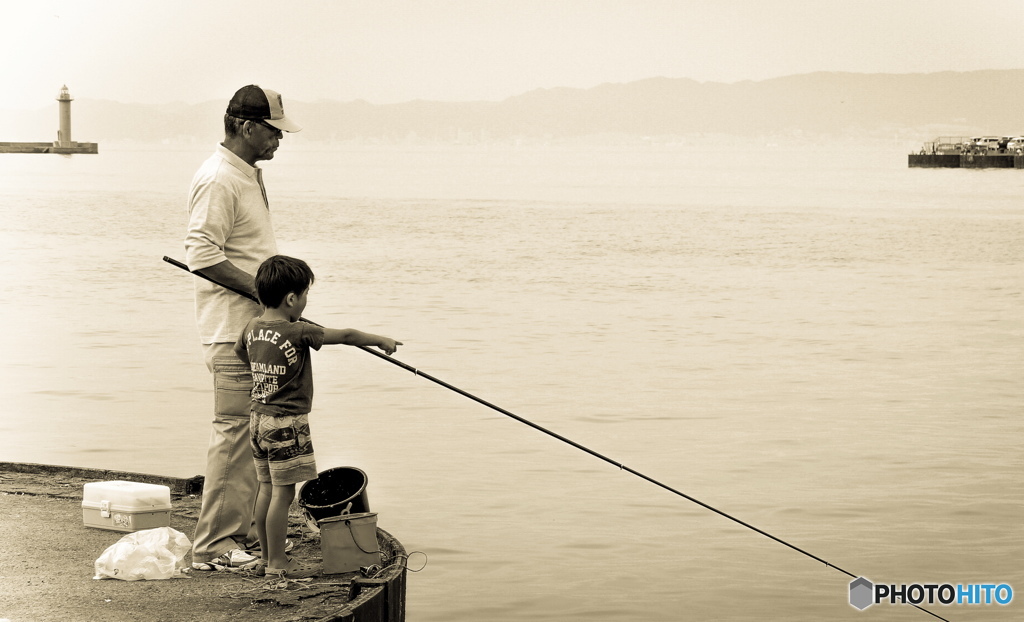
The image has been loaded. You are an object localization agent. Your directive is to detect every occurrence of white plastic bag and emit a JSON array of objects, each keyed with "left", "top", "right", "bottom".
[{"left": 94, "top": 526, "right": 192, "bottom": 581}]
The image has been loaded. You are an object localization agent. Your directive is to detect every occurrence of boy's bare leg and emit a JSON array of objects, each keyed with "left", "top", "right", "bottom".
[
  {"left": 253, "top": 482, "right": 273, "bottom": 560},
  {"left": 266, "top": 483, "right": 296, "bottom": 569}
]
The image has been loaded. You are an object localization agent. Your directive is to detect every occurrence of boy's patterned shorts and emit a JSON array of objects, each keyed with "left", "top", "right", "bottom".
[{"left": 250, "top": 411, "right": 318, "bottom": 486}]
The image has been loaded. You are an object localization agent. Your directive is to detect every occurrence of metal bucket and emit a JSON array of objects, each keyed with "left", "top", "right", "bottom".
[{"left": 319, "top": 512, "right": 381, "bottom": 574}]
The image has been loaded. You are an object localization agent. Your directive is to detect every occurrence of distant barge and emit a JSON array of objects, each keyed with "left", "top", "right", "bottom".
[{"left": 909, "top": 135, "right": 1024, "bottom": 168}]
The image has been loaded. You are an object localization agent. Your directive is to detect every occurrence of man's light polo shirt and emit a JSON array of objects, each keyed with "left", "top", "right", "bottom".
[{"left": 185, "top": 144, "right": 278, "bottom": 344}]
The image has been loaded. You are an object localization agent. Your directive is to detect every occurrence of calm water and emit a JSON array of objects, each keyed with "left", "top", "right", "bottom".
[{"left": 1, "top": 142, "right": 1021, "bottom": 621}]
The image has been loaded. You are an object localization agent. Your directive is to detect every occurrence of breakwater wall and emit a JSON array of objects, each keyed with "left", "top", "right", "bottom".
[{"left": 0, "top": 141, "right": 99, "bottom": 154}]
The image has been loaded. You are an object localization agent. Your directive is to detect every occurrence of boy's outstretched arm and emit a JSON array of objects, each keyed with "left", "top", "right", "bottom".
[{"left": 323, "top": 328, "right": 402, "bottom": 355}]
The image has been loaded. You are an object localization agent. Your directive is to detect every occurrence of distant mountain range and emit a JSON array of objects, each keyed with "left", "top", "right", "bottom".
[{"left": 5, "top": 70, "right": 1024, "bottom": 144}]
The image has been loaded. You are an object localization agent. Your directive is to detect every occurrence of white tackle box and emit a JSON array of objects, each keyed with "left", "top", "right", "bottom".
[{"left": 82, "top": 480, "right": 172, "bottom": 532}]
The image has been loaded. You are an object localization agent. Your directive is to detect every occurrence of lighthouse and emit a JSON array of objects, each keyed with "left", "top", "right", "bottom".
[
  {"left": 56, "top": 85, "right": 73, "bottom": 146},
  {"left": 0, "top": 86, "right": 97, "bottom": 154}
]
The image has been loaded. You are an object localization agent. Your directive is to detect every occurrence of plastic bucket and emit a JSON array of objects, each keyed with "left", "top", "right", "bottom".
[{"left": 298, "top": 467, "right": 370, "bottom": 525}]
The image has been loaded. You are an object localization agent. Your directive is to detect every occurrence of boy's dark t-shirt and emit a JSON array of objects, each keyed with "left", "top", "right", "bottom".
[{"left": 236, "top": 318, "right": 325, "bottom": 416}]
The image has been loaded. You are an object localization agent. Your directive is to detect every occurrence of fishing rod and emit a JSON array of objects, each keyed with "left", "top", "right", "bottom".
[{"left": 164, "top": 255, "right": 949, "bottom": 621}]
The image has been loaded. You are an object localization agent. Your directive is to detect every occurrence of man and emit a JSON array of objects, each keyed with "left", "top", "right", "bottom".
[{"left": 184, "top": 85, "right": 301, "bottom": 570}]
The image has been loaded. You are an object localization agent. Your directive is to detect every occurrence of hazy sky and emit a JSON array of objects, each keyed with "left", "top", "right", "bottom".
[{"left": 5, "top": 1, "right": 1024, "bottom": 109}]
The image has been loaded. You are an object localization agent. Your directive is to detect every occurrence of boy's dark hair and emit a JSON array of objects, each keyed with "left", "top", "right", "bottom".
[{"left": 255, "top": 255, "right": 315, "bottom": 308}]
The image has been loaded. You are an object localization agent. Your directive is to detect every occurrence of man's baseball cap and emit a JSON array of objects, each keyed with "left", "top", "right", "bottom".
[{"left": 226, "top": 85, "right": 302, "bottom": 133}]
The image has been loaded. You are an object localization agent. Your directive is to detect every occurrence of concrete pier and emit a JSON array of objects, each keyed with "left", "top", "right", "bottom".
[{"left": 0, "top": 462, "right": 408, "bottom": 622}]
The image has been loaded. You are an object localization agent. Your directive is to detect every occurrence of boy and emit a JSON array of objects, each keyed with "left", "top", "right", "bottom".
[{"left": 234, "top": 255, "right": 401, "bottom": 577}]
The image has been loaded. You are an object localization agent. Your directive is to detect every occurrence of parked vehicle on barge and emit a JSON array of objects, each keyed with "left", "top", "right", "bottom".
[{"left": 909, "top": 135, "right": 1024, "bottom": 168}]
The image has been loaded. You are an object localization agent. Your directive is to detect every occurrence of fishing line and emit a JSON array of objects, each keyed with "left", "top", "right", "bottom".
[{"left": 164, "top": 255, "right": 950, "bottom": 621}]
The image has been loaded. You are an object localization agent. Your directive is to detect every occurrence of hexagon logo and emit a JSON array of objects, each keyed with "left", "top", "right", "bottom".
[{"left": 850, "top": 577, "right": 874, "bottom": 610}]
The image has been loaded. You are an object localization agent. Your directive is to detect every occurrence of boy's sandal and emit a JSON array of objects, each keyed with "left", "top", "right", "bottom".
[
  {"left": 245, "top": 560, "right": 267, "bottom": 577},
  {"left": 265, "top": 558, "right": 318, "bottom": 580}
]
